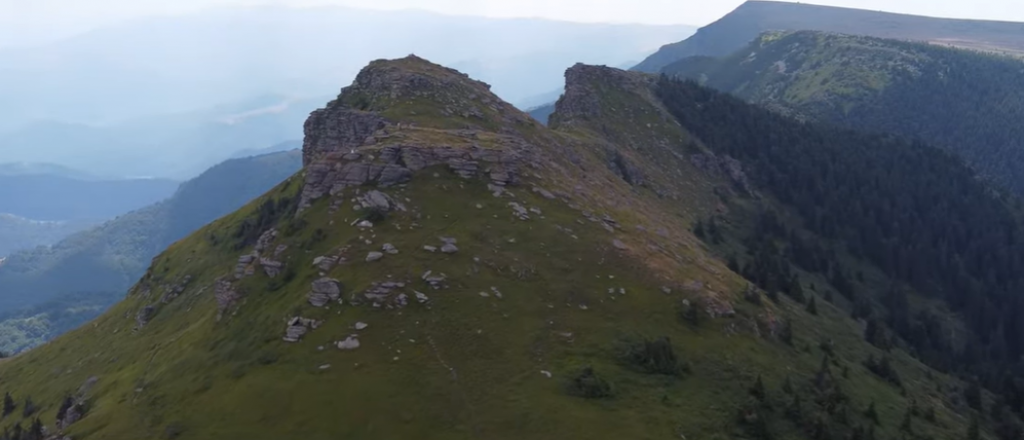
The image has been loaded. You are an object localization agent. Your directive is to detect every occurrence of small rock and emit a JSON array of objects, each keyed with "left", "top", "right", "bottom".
[
  {"left": 319, "top": 364, "right": 331, "bottom": 370},
  {"left": 441, "top": 243, "right": 459, "bottom": 254},
  {"left": 337, "top": 336, "right": 361, "bottom": 350},
  {"left": 383, "top": 243, "right": 399, "bottom": 254},
  {"left": 355, "top": 322, "right": 369, "bottom": 330},
  {"left": 366, "top": 251, "right": 385, "bottom": 262},
  {"left": 423, "top": 245, "right": 438, "bottom": 252},
  {"left": 479, "top": 292, "right": 490, "bottom": 297},
  {"left": 357, "top": 220, "right": 374, "bottom": 229},
  {"left": 440, "top": 237, "right": 458, "bottom": 245},
  {"left": 612, "top": 239, "right": 628, "bottom": 250},
  {"left": 540, "top": 370, "right": 553, "bottom": 378},
  {"left": 415, "top": 291, "right": 430, "bottom": 303}
]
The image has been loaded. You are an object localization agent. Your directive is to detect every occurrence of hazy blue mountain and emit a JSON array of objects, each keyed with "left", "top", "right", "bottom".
[
  {"left": 0, "top": 174, "right": 178, "bottom": 221},
  {"left": 0, "top": 214, "right": 95, "bottom": 256},
  {"left": 0, "top": 95, "right": 321, "bottom": 179},
  {"left": 0, "top": 150, "right": 302, "bottom": 313},
  {"left": 0, "top": 6, "right": 694, "bottom": 130},
  {"left": 634, "top": 0, "right": 1024, "bottom": 73}
]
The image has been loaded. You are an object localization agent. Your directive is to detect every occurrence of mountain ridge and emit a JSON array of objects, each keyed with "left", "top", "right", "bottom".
[
  {"left": 634, "top": 0, "right": 1024, "bottom": 72},
  {"left": 0, "top": 55, "right": 1005, "bottom": 440}
]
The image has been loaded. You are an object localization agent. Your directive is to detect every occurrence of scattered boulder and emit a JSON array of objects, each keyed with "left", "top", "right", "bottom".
[
  {"left": 423, "top": 245, "right": 438, "bottom": 252},
  {"left": 357, "top": 220, "right": 374, "bottom": 229},
  {"left": 415, "top": 291, "right": 430, "bottom": 303},
  {"left": 135, "top": 305, "right": 155, "bottom": 328},
  {"left": 533, "top": 187, "right": 557, "bottom": 200},
  {"left": 441, "top": 243, "right": 459, "bottom": 254},
  {"left": 383, "top": 243, "right": 399, "bottom": 254},
  {"left": 337, "top": 336, "right": 361, "bottom": 350},
  {"left": 308, "top": 278, "right": 342, "bottom": 307},
  {"left": 612, "top": 239, "right": 629, "bottom": 250},
  {"left": 284, "top": 317, "right": 322, "bottom": 342},
  {"left": 355, "top": 322, "right": 369, "bottom": 330},
  {"left": 313, "top": 256, "right": 339, "bottom": 271},
  {"left": 509, "top": 202, "right": 530, "bottom": 220},
  {"left": 366, "top": 251, "right": 385, "bottom": 262},
  {"left": 215, "top": 278, "right": 242, "bottom": 318},
  {"left": 260, "top": 258, "right": 284, "bottom": 278}
]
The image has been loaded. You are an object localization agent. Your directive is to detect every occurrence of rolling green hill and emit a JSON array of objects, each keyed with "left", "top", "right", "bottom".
[
  {"left": 663, "top": 30, "right": 1024, "bottom": 197},
  {"left": 0, "top": 56, "right": 1018, "bottom": 440},
  {"left": 634, "top": 0, "right": 1024, "bottom": 73}
]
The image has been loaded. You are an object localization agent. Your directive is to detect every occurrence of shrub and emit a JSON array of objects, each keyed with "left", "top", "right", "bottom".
[
  {"left": 622, "top": 336, "right": 686, "bottom": 376},
  {"left": 566, "top": 367, "right": 613, "bottom": 399}
]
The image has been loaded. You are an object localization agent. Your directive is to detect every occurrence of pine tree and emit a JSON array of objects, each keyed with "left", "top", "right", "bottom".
[
  {"left": 56, "top": 396, "right": 73, "bottom": 422},
  {"left": 901, "top": 408, "right": 913, "bottom": 433},
  {"left": 780, "top": 320, "right": 794, "bottom": 346},
  {"left": 807, "top": 295, "right": 819, "bottom": 315},
  {"left": 21, "top": 396, "right": 35, "bottom": 418},
  {"left": 693, "top": 220, "right": 706, "bottom": 240},
  {"left": 2, "top": 393, "right": 15, "bottom": 417},
  {"left": 28, "top": 418, "right": 43, "bottom": 440},
  {"left": 751, "top": 375, "right": 767, "bottom": 401},
  {"left": 865, "top": 401, "right": 880, "bottom": 425},
  {"left": 966, "top": 380, "right": 983, "bottom": 410},
  {"left": 728, "top": 254, "right": 740, "bottom": 272},
  {"left": 969, "top": 417, "right": 981, "bottom": 440}
]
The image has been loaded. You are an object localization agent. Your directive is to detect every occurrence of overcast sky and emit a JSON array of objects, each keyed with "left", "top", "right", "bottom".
[{"left": 1, "top": 0, "right": 1022, "bottom": 46}]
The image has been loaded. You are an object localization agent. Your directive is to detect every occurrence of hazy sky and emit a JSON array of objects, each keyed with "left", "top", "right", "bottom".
[{"left": 1, "top": 0, "right": 1022, "bottom": 46}]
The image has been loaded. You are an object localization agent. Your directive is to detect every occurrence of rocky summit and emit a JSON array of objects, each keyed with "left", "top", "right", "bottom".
[{"left": 0, "top": 55, "right": 974, "bottom": 440}]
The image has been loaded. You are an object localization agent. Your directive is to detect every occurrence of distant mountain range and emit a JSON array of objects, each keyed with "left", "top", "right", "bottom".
[
  {"left": 0, "top": 214, "right": 94, "bottom": 257},
  {"left": 0, "top": 6, "right": 694, "bottom": 133},
  {"left": 0, "top": 150, "right": 302, "bottom": 313},
  {"left": 0, "top": 95, "right": 320, "bottom": 179},
  {"left": 634, "top": 0, "right": 1024, "bottom": 72}
]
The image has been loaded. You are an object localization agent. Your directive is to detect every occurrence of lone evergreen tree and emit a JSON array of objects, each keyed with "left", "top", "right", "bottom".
[
  {"left": 865, "top": 401, "right": 880, "bottom": 425},
  {"left": 968, "top": 417, "right": 981, "bottom": 440},
  {"left": 2, "top": 392, "right": 15, "bottom": 417},
  {"left": 21, "top": 396, "right": 36, "bottom": 418},
  {"left": 806, "top": 295, "right": 819, "bottom": 315},
  {"left": 56, "top": 395, "right": 74, "bottom": 422},
  {"left": 28, "top": 418, "right": 43, "bottom": 440},
  {"left": 751, "top": 375, "right": 767, "bottom": 402},
  {"left": 966, "top": 380, "right": 983, "bottom": 410}
]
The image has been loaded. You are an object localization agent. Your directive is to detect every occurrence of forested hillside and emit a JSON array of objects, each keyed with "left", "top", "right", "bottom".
[
  {"left": 657, "top": 76, "right": 1024, "bottom": 432},
  {"left": 663, "top": 31, "right": 1024, "bottom": 197}
]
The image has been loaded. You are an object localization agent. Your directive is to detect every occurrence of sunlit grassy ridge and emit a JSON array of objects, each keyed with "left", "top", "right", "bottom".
[{"left": 0, "top": 57, "right": 976, "bottom": 440}]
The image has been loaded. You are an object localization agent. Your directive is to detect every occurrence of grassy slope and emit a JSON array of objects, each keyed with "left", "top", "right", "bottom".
[{"left": 0, "top": 59, "right": 974, "bottom": 440}]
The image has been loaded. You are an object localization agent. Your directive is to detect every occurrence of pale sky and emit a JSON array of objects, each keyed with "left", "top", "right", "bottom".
[{"left": 1, "top": 0, "right": 1022, "bottom": 46}]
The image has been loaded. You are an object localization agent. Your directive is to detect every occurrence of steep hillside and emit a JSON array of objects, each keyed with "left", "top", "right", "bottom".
[
  {"left": 634, "top": 0, "right": 1024, "bottom": 72},
  {"left": 662, "top": 31, "right": 1024, "bottom": 197},
  {"left": 0, "top": 151, "right": 301, "bottom": 314},
  {"left": 0, "top": 56, "right": 1000, "bottom": 440}
]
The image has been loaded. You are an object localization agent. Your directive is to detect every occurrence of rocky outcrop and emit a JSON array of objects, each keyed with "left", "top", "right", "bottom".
[
  {"left": 308, "top": 278, "right": 342, "bottom": 307},
  {"left": 135, "top": 305, "right": 155, "bottom": 328},
  {"left": 550, "top": 63, "right": 655, "bottom": 128},
  {"left": 284, "top": 317, "right": 322, "bottom": 342},
  {"left": 215, "top": 278, "right": 242, "bottom": 319},
  {"left": 298, "top": 56, "right": 544, "bottom": 210}
]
